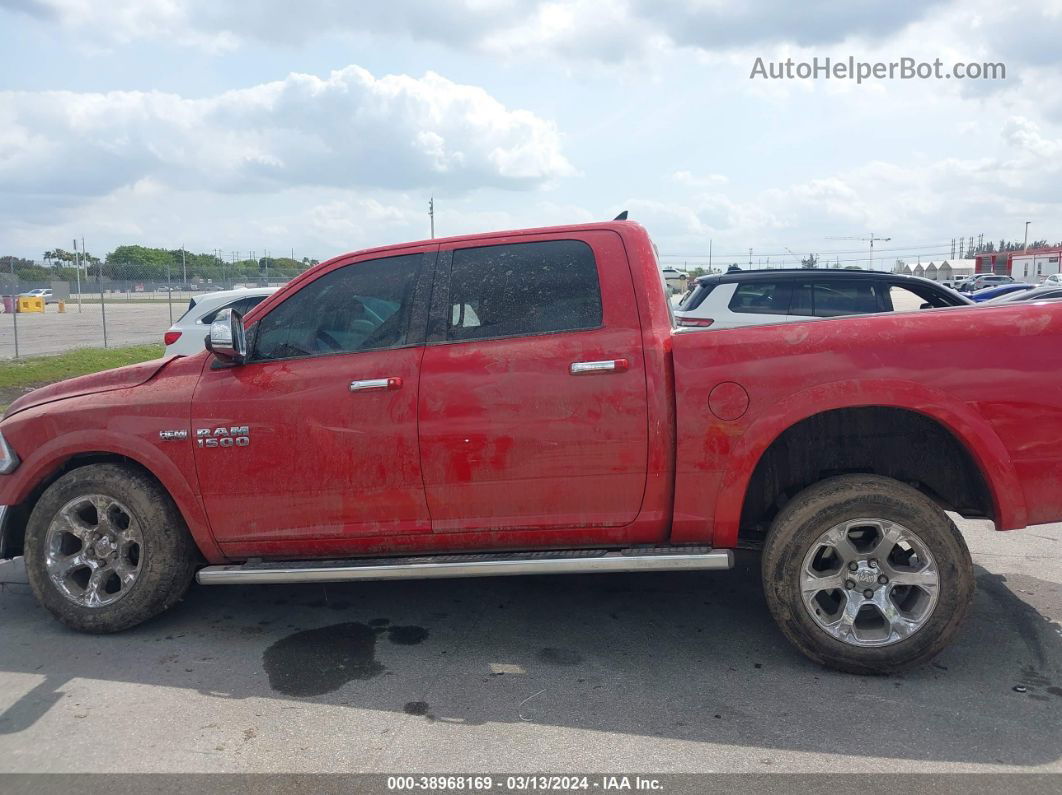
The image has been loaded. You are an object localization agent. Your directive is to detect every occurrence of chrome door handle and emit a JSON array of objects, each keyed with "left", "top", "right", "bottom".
[
  {"left": 569, "top": 358, "right": 629, "bottom": 375},
  {"left": 349, "top": 377, "right": 402, "bottom": 392}
]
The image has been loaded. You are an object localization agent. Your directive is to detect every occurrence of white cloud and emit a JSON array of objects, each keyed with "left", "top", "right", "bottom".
[
  {"left": 0, "top": 65, "right": 573, "bottom": 215},
  {"left": 640, "top": 116, "right": 1062, "bottom": 263},
  {"left": 2, "top": 0, "right": 950, "bottom": 60},
  {"left": 671, "top": 170, "right": 729, "bottom": 187}
]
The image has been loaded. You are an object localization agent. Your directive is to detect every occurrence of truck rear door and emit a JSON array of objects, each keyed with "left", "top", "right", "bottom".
[{"left": 417, "top": 230, "right": 649, "bottom": 533}]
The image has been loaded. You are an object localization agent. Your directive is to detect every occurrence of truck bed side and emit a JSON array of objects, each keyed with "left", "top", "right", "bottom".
[{"left": 670, "top": 302, "right": 1062, "bottom": 548}]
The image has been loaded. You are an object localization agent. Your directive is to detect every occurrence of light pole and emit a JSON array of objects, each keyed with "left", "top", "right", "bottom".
[{"left": 1024, "top": 221, "right": 1030, "bottom": 251}]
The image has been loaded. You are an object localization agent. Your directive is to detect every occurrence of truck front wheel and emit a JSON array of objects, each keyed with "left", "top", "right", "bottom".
[
  {"left": 24, "top": 463, "right": 197, "bottom": 633},
  {"left": 761, "top": 474, "right": 974, "bottom": 674}
]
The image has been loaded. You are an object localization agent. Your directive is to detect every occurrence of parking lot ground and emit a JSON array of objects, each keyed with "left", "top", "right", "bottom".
[
  {"left": 0, "top": 303, "right": 174, "bottom": 359},
  {"left": 0, "top": 518, "right": 1059, "bottom": 774}
]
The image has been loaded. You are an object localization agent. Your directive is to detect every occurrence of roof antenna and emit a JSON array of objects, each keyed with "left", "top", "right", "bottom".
[{"left": 613, "top": 210, "right": 628, "bottom": 221}]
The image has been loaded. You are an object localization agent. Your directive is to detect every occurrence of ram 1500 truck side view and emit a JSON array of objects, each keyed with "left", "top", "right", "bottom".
[{"left": 2, "top": 221, "right": 1060, "bottom": 674}]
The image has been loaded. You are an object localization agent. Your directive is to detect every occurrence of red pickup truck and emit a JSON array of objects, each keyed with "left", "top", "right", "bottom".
[{"left": 2, "top": 221, "right": 1060, "bottom": 674}]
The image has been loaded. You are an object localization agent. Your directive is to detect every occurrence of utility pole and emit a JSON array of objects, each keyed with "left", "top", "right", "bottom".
[
  {"left": 748, "top": 247, "right": 752, "bottom": 267},
  {"left": 708, "top": 239, "right": 712, "bottom": 272},
  {"left": 181, "top": 246, "right": 187, "bottom": 290},
  {"left": 72, "top": 238, "right": 82, "bottom": 312},
  {"left": 1024, "top": 221, "right": 1031, "bottom": 251},
  {"left": 429, "top": 196, "right": 435, "bottom": 239}
]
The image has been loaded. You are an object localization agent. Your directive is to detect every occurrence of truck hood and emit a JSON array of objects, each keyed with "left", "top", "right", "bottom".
[{"left": 3, "top": 358, "right": 173, "bottom": 419}]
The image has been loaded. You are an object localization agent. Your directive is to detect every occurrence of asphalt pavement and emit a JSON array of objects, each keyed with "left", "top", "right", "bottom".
[{"left": 0, "top": 517, "right": 1059, "bottom": 774}]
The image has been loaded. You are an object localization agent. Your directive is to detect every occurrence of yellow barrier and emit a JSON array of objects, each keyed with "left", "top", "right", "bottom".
[
  {"left": 58, "top": 300, "right": 66, "bottom": 313},
  {"left": 17, "top": 296, "right": 44, "bottom": 313}
]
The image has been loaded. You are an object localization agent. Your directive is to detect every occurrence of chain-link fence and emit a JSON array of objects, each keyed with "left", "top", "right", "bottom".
[{"left": 1, "top": 252, "right": 317, "bottom": 359}]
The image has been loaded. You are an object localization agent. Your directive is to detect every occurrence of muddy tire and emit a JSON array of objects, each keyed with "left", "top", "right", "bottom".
[
  {"left": 761, "top": 474, "right": 974, "bottom": 675},
  {"left": 24, "top": 463, "right": 197, "bottom": 633}
]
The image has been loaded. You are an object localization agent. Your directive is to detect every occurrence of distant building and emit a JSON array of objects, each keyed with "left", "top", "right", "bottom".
[
  {"left": 900, "top": 259, "right": 975, "bottom": 282},
  {"left": 975, "top": 247, "right": 1062, "bottom": 277},
  {"left": 1009, "top": 248, "right": 1062, "bottom": 282}
]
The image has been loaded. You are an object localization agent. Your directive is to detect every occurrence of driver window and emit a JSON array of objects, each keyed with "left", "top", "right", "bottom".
[{"left": 252, "top": 254, "right": 422, "bottom": 361}]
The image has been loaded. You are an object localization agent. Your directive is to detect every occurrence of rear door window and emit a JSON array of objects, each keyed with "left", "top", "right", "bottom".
[
  {"left": 444, "top": 240, "right": 602, "bottom": 342},
  {"left": 727, "top": 282, "right": 792, "bottom": 314},
  {"left": 789, "top": 281, "right": 885, "bottom": 317}
]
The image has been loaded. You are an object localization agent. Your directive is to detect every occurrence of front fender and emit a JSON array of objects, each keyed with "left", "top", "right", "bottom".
[
  {"left": 0, "top": 364, "right": 226, "bottom": 564},
  {"left": 0, "top": 429, "right": 224, "bottom": 564}
]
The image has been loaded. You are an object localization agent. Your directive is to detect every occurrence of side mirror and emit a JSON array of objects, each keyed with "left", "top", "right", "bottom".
[{"left": 205, "top": 308, "right": 247, "bottom": 365}]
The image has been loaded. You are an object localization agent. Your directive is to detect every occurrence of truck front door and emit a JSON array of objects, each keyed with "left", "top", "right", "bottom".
[{"left": 191, "top": 249, "right": 434, "bottom": 557}]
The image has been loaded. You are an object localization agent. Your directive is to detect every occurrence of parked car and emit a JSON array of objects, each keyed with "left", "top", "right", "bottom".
[
  {"left": 985, "top": 286, "right": 1062, "bottom": 303},
  {"left": 163, "top": 287, "right": 277, "bottom": 356},
  {"left": 970, "top": 283, "right": 1036, "bottom": 303},
  {"left": 955, "top": 274, "right": 1014, "bottom": 293},
  {"left": 3, "top": 220, "right": 1062, "bottom": 676},
  {"left": 674, "top": 269, "right": 971, "bottom": 329},
  {"left": 18, "top": 288, "right": 57, "bottom": 304},
  {"left": 1040, "top": 274, "right": 1062, "bottom": 288}
]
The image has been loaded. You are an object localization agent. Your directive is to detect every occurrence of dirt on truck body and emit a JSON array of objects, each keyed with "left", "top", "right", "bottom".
[{"left": 2, "top": 219, "right": 1061, "bottom": 674}]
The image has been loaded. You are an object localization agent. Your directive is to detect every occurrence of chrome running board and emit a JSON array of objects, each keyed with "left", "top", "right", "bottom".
[{"left": 197, "top": 546, "right": 733, "bottom": 585}]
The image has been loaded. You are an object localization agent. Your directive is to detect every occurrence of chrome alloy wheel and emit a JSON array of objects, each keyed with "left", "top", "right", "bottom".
[
  {"left": 44, "top": 495, "right": 144, "bottom": 608},
  {"left": 799, "top": 518, "right": 940, "bottom": 647}
]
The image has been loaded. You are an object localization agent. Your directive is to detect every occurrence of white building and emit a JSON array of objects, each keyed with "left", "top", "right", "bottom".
[
  {"left": 896, "top": 259, "right": 975, "bottom": 282},
  {"left": 1011, "top": 249, "right": 1062, "bottom": 282}
]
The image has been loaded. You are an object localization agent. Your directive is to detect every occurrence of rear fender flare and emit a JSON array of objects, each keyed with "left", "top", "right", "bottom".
[{"left": 711, "top": 378, "right": 1025, "bottom": 548}]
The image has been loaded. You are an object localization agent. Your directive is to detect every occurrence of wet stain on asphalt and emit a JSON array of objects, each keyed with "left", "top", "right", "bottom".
[
  {"left": 263, "top": 621, "right": 430, "bottom": 696},
  {"left": 264, "top": 622, "right": 385, "bottom": 696},
  {"left": 537, "top": 647, "right": 583, "bottom": 666},
  {"left": 385, "top": 625, "right": 429, "bottom": 645}
]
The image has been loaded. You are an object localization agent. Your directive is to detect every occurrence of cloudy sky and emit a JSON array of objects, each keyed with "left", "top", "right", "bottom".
[{"left": 1, "top": 0, "right": 1060, "bottom": 268}]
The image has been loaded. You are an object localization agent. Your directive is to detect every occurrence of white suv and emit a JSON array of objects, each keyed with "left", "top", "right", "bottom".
[
  {"left": 163, "top": 287, "right": 277, "bottom": 356},
  {"left": 674, "top": 270, "right": 971, "bottom": 330}
]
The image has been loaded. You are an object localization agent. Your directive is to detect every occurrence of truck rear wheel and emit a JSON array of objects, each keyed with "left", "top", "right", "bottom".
[
  {"left": 761, "top": 474, "right": 974, "bottom": 674},
  {"left": 24, "top": 463, "right": 197, "bottom": 633}
]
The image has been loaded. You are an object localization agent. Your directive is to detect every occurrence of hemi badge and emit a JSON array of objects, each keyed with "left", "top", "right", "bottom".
[{"left": 159, "top": 429, "right": 188, "bottom": 441}]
